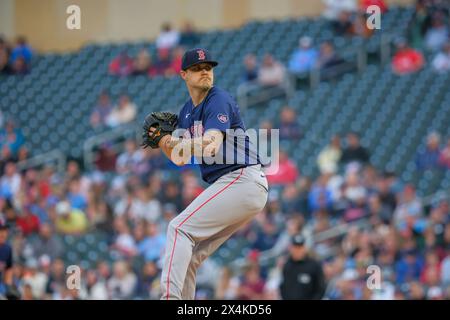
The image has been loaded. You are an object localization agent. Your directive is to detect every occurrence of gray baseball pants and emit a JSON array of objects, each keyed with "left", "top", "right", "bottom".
[{"left": 160, "top": 164, "right": 268, "bottom": 300}]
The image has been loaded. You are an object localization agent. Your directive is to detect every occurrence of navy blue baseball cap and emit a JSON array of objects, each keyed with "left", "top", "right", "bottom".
[
  {"left": 181, "top": 48, "right": 218, "bottom": 71},
  {"left": 291, "top": 234, "right": 306, "bottom": 246}
]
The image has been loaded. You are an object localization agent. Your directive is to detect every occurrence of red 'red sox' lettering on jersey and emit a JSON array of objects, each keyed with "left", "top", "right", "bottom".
[{"left": 183, "top": 122, "right": 205, "bottom": 139}]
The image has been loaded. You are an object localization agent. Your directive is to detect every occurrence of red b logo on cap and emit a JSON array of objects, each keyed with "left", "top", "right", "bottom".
[{"left": 197, "top": 50, "right": 206, "bottom": 60}]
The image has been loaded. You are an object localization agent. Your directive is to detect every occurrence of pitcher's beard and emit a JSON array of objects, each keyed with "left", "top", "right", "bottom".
[{"left": 198, "top": 83, "right": 212, "bottom": 91}]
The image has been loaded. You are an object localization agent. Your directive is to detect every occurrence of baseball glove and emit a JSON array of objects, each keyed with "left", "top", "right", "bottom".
[{"left": 141, "top": 111, "right": 178, "bottom": 149}]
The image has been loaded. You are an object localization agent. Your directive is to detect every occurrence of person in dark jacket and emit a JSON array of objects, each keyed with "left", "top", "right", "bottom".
[
  {"left": 340, "top": 132, "right": 370, "bottom": 165},
  {"left": 0, "top": 218, "right": 20, "bottom": 299},
  {"left": 279, "top": 234, "right": 326, "bottom": 300}
]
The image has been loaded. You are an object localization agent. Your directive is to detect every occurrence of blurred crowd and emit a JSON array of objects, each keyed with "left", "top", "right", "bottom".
[
  {"left": 89, "top": 92, "right": 137, "bottom": 129},
  {"left": 1, "top": 100, "right": 449, "bottom": 299},
  {"left": 239, "top": 0, "right": 449, "bottom": 95},
  {"left": 108, "top": 22, "right": 199, "bottom": 77}
]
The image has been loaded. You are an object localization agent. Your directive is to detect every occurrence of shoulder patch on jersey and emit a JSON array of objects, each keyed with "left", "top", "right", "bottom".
[{"left": 217, "top": 113, "right": 228, "bottom": 124}]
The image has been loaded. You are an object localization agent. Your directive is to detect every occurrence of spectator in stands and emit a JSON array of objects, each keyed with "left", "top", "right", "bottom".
[
  {"left": 333, "top": 11, "right": 354, "bottom": 36},
  {"left": 106, "top": 95, "right": 137, "bottom": 127},
  {"left": 391, "top": 39, "right": 425, "bottom": 75},
  {"left": 90, "top": 92, "right": 113, "bottom": 128},
  {"left": 441, "top": 247, "right": 450, "bottom": 286},
  {"left": 0, "top": 38, "right": 11, "bottom": 75},
  {"left": 137, "top": 222, "right": 166, "bottom": 263},
  {"left": 280, "top": 184, "right": 303, "bottom": 216},
  {"left": 342, "top": 169, "right": 368, "bottom": 221},
  {"left": 0, "top": 217, "right": 18, "bottom": 300},
  {"left": 266, "top": 150, "right": 299, "bottom": 186},
  {"left": 63, "top": 161, "right": 90, "bottom": 195},
  {"left": 322, "top": 0, "right": 357, "bottom": 21},
  {"left": 279, "top": 234, "right": 326, "bottom": 299},
  {"left": 431, "top": 42, "right": 450, "bottom": 73},
  {"left": 160, "top": 180, "right": 183, "bottom": 213},
  {"left": 367, "top": 193, "right": 393, "bottom": 224},
  {"left": 317, "top": 135, "right": 342, "bottom": 175},
  {"left": 416, "top": 132, "right": 441, "bottom": 171},
  {"left": 427, "top": 286, "right": 445, "bottom": 300},
  {"left": 132, "top": 49, "right": 151, "bottom": 75},
  {"left": 11, "top": 56, "right": 29, "bottom": 75},
  {"left": 250, "top": 216, "right": 280, "bottom": 252},
  {"left": 257, "top": 54, "right": 286, "bottom": 87},
  {"left": 54, "top": 200, "right": 88, "bottom": 235},
  {"left": 111, "top": 216, "right": 137, "bottom": 258},
  {"left": 265, "top": 214, "right": 305, "bottom": 258},
  {"left": 169, "top": 47, "right": 184, "bottom": 75},
  {"left": 107, "top": 260, "right": 137, "bottom": 299},
  {"left": 44, "top": 258, "right": 66, "bottom": 299},
  {"left": 308, "top": 174, "right": 333, "bottom": 213},
  {"left": 21, "top": 258, "right": 48, "bottom": 299},
  {"left": 87, "top": 177, "right": 114, "bottom": 232},
  {"left": 215, "top": 266, "right": 239, "bottom": 299},
  {"left": 424, "top": 12, "right": 449, "bottom": 52},
  {"left": 376, "top": 172, "right": 398, "bottom": 212},
  {"left": 0, "top": 119, "right": 25, "bottom": 161},
  {"left": 67, "top": 178, "right": 88, "bottom": 211},
  {"left": 9, "top": 36, "right": 32, "bottom": 70},
  {"left": 350, "top": 13, "right": 374, "bottom": 38},
  {"left": 409, "top": 1, "right": 433, "bottom": 49},
  {"left": 180, "top": 170, "right": 204, "bottom": 207},
  {"left": 115, "top": 139, "right": 140, "bottom": 177},
  {"left": 0, "top": 161, "right": 21, "bottom": 201},
  {"left": 288, "top": 36, "right": 318, "bottom": 75},
  {"left": 96, "top": 260, "right": 111, "bottom": 285},
  {"left": 438, "top": 137, "right": 450, "bottom": 169},
  {"left": 340, "top": 132, "right": 370, "bottom": 165},
  {"left": 279, "top": 106, "right": 302, "bottom": 141},
  {"left": 108, "top": 52, "right": 134, "bottom": 77},
  {"left": 129, "top": 185, "right": 162, "bottom": 223},
  {"left": 236, "top": 262, "right": 267, "bottom": 300},
  {"left": 317, "top": 41, "right": 346, "bottom": 77},
  {"left": 179, "top": 21, "right": 200, "bottom": 48},
  {"left": 30, "top": 223, "right": 63, "bottom": 261},
  {"left": 94, "top": 142, "right": 117, "bottom": 172},
  {"left": 133, "top": 147, "right": 166, "bottom": 179},
  {"left": 427, "top": 199, "right": 448, "bottom": 247},
  {"left": 156, "top": 22, "right": 180, "bottom": 50},
  {"left": 394, "top": 184, "right": 424, "bottom": 235},
  {"left": 136, "top": 261, "right": 160, "bottom": 299},
  {"left": 395, "top": 249, "right": 424, "bottom": 285},
  {"left": 152, "top": 48, "right": 173, "bottom": 76},
  {"left": 266, "top": 192, "right": 286, "bottom": 229},
  {"left": 85, "top": 269, "right": 108, "bottom": 300},
  {"left": 421, "top": 250, "right": 441, "bottom": 285},
  {"left": 359, "top": 0, "right": 388, "bottom": 13},
  {"left": 23, "top": 170, "right": 49, "bottom": 224},
  {"left": 16, "top": 147, "right": 29, "bottom": 162},
  {"left": 242, "top": 54, "right": 259, "bottom": 83}
]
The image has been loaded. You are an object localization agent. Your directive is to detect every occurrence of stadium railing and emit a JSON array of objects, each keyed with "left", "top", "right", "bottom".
[
  {"left": 83, "top": 122, "right": 140, "bottom": 171},
  {"left": 16, "top": 149, "right": 67, "bottom": 175}
]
